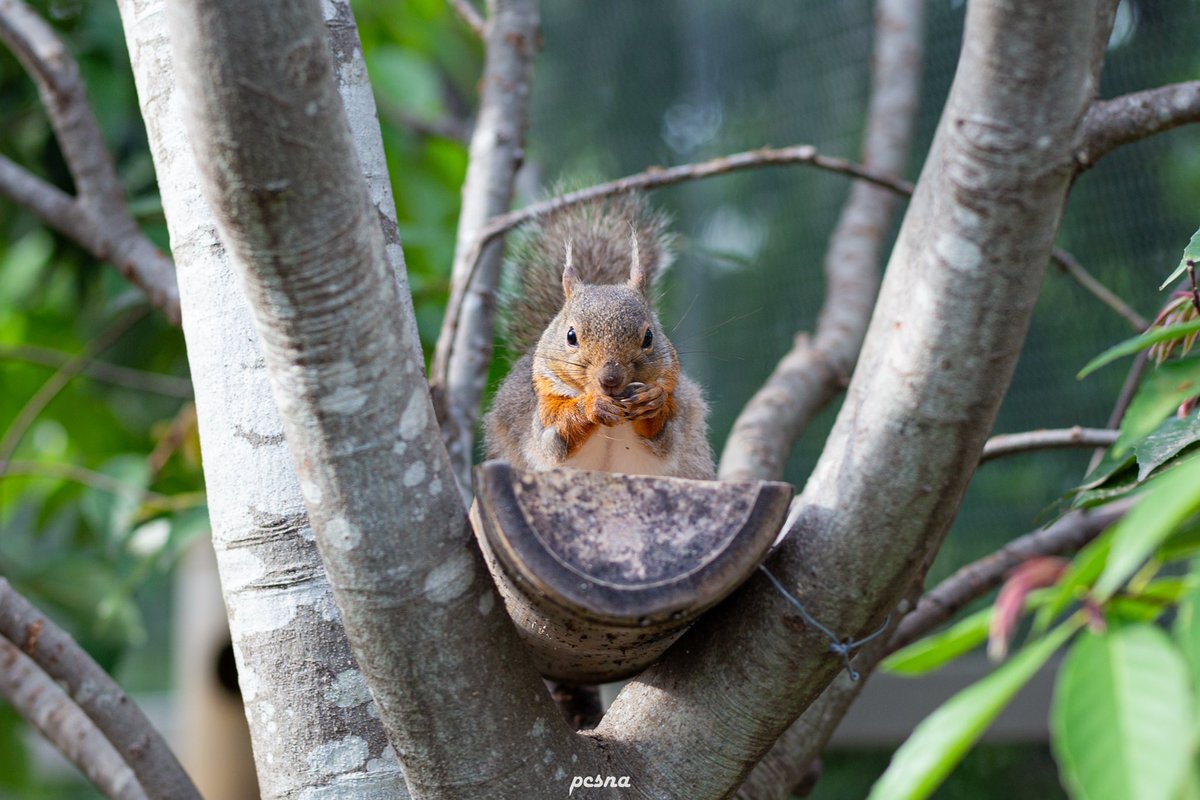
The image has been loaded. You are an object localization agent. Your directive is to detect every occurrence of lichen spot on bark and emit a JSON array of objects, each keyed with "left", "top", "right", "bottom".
[
  {"left": 325, "top": 669, "right": 370, "bottom": 709},
  {"left": 299, "top": 476, "right": 323, "bottom": 506},
  {"left": 399, "top": 392, "right": 428, "bottom": 440},
  {"left": 403, "top": 461, "right": 426, "bottom": 488},
  {"left": 220, "top": 547, "right": 266, "bottom": 591},
  {"left": 366, "top": 744, "right": 399, "bottom": 773},
  {"left": 319, "top": 385, "right": 368, "bottom": 415},
  {"left": 324, "top": 515, "right": 362, "bottom": 550},
  {"left": 307, "top": 735, "right": 368, "bottom": 777},
  {"left": 935, "top": 231, "right": 982, "bottom": 273},
  {"left": 423, "top": 551, "right": 474, "bottom": 604},
  {"left": 477, "top": 590, "right": 495, "bottom": 616}
]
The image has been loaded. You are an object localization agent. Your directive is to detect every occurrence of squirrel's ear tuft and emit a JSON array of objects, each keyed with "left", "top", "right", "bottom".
[
  {"left": 628, "top": 226, "right": 648, "bottom": 295},
  {"left": 562, "top": 240, "right": 580, "bottom": 298}
]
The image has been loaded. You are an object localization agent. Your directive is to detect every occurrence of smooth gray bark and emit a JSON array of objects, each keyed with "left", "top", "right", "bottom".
[
  {"left": 166, "top": 1, "right": 598, "bottom": 797},
  {"left": 116, "top": 0, "right": 410, "bottom": 796}
]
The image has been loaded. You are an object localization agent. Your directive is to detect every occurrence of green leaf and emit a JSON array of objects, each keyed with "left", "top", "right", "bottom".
[
  {"left": 1052, "top": 625, "right": 1194, "bottom": 800},
  {"left": 868, "top": 621, "right": 1077, "bottom": 800},
  {"left": 1079, "top": 321, "right": 1200, "bottom": 379},
  {"left": 1078, "top": 446, "right": 1138, "bottom": 492},
  {"left": 1160, "top": 226, "right": 1200, "bottom": 290},
  {"left": 1173, "top": 565, "right": 1200, "bottom": 721},
  {"left": 0, "top": 229, "right": 53, "bottom": 311},
  {"left": 1115, "top": 358, "right": 1200, "bottom": 455},
  {"left": 366, "top": 45, "right": 444, "bottom": 116},
  {"left": 1158, "top": 515, "right": 1200, "bottom": 562},
  {"left": 882, "top": 606, "right": 993, "bottom": 676},
  {"left": 1096, "top": 456, "right": 1200, "bottom": 601},
  {"left": 1070, "top": 466, "right": 1140, "bottom": 509},
  {"left": 1133, "top": 415, "right": 1200, "bottom": 480}
]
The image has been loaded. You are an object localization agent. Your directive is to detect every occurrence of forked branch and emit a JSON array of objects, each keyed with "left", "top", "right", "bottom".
[
  {"left": 0, "top": 0, "right": 179, "bottom": 321},
  {"left": 0, "top": 579, "right": 199, "bottom": 800},
  {"left": 0, "top": 637, "right": 148, "bottom": 800}
]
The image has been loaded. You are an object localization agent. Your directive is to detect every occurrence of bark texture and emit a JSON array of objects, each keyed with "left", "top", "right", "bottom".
[
  {"left": 116, "top": 0, "right": 411, "bottom": 795},
  {"left": 167, "top": 1, "right": 598, "bottom": 797},
  {"left": 595, "top": 2, "right": 1114, "bottom": 797}
]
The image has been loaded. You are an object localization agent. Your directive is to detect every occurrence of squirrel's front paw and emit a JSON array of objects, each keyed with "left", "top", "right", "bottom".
[
  {"left": 586, "top": 393, "right": 627, "bottom": 426},
  {"left": 620, "top": 382, "right": 666, "bottom": 420}
]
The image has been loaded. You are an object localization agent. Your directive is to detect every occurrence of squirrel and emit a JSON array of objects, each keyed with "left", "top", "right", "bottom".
[{"left": 484, "top": 195, "right": 715, "bottom": 480}]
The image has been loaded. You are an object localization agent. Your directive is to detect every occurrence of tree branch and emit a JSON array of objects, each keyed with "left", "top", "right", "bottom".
[
  {"left": 720, "top": 0, "right": 925, "bottom": 481},
  {"left": 1050, "top": 247, "right": 1147, "bottom": 331},
  {"left": 447, "top": 0, "right": 485, "bottom": 37},
  {"left": 980, "top": 426, "right": 1118, "bottom": 463},
  {"left": 0, "top": 342, "right": 193, "bottom": 397},
  {"left": 737, "top": 501, "right": 1128, "bottom": 800},
  {"left": 0, "top": 306, "right": 147, "bottom": 475},
  {"left": 428, "top": 0, "right": 538, "bottom": 499},
  {"left": 0, "top": 579, "right": 198, "bottom": 800},
  {"left": 1077, "top": 80, "right": 1200, "bottom": 170},
  {"left": 735, "top": 0, "right": 927, "bottom": 792},
  {"left": 597, "top": 2, "right": 1116, "bottom": 796},
  {"left": 0, "top": 636, "right": 149, "bottom": 800},
  {"left": 433, "top": 144, "right": 918, "bottom": 455},
  {"left": 2, "top": 459, "right": 169, "bottom": 502},
  {"left": 168, "top": 1, "right": 596, "bottom": 796},
  {"left": 0, "top": 0, "right": 180, "bottom": 321},
  {"left": 889, "top": 500, "right": 1130, "bottom": 651}
]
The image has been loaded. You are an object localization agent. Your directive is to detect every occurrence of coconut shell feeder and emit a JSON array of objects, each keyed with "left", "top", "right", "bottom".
[{"left": 471, "top": 461, "right": 793, "bottom": 683}]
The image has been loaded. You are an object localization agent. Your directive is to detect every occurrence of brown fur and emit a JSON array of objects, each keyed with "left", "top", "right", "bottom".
[{"left": 484, "top": 197, "right": 714, "bottom": 480}]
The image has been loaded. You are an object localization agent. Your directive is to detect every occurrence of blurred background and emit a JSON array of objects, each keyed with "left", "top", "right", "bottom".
[{"left": 0, "top": 0, "right": 1196, "bottom": 797}]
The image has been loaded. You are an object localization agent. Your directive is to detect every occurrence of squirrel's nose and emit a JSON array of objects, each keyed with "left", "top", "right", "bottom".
[{"left": 598, "top": 364, "right": 625, "bottom": 394}]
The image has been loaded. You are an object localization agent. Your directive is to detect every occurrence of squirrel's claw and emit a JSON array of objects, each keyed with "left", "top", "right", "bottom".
[
  {"left": 587, "top": 394, "right": 627, "bottom": 426},
  {"left": 621, "top": 383, "right": 666, "bottom": 420}
]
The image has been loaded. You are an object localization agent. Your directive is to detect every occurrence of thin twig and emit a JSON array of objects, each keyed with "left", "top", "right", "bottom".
[
  {"left": 980, "top": 426, "right": 1118, "bottom": 463},
  {"left": 0, "top": 306, "right": 147, "bottom": 474},
  {"left": 0, "top": 579, "right": 200, "bottom": 800},
  {"left": 0, "top": 0, "right": 180, "bottom": 321},
  {"left": 0, "top": 342, "right": 193, "bottom": 397},
  {"left": 0, "top": 636, "right": 149, "bottom": 800},
  {"left": 381, "top": 105, "right": 472, "bottom": 144},
  {"left": 1050, "top": 247, "right": 1147, "bottom": 331},
  {"left": 1, "top": 460, "right": 169, "bottom": 502},
  {"left": 1087, "top": 349, "right": 1149, "bottom": 473},
  {"left": 434, "top": 144, "right": 915, "bottom": 420},
  {"left": 447, "top": 0, "right": 485, "bottom": 37},
  {"left": 889, "top": 500, "right": 1132, "bottom": 652}
]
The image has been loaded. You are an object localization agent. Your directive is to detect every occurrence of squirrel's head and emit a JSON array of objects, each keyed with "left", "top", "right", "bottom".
[{"left": 550, "top": 238, "right": 665, "bottom": 397}]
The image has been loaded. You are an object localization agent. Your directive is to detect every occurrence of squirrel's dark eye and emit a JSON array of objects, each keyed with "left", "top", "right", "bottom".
[
  {"left": 566, "top": 327, "right": 578, "bottom": 347},
  {"left": 642, "top": 329, "right": 653, "bottom": 348}
]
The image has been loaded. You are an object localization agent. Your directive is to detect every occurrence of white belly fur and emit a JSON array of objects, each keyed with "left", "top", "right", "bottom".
[{"left": 564, "top": 423, "right": 672, "bottom": 476}]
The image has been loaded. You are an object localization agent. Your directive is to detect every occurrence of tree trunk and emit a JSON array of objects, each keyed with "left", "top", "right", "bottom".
[{"left": 116, "top": 1, "right": 409, "bottom": 795}]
